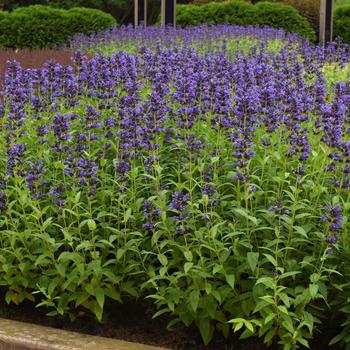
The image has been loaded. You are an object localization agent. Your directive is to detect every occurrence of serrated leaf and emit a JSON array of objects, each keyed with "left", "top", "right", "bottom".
[{"left": 87, "top": 219, "right": 97, "bottom": 231}]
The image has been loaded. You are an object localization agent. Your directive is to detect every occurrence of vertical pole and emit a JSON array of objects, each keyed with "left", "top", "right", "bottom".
[
  {"left": 319, "top": 0, "right": 333, "bottom": 46},
  {"left": 144, "top": 0, "right": 147, "bottom": 27},
  {"left": 134, "top": 0, "right": 147, "bottom": 26},
  {"left": 161, "top": 0, "right": 166, "bottom": 26},
  {"left": 134, "top": 0, "right": 138, "bottom": 26}
]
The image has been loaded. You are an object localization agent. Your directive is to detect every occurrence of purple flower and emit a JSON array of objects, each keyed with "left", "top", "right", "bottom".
[
  {"left": 323, "top": 205, "right": 343, "bottom": 231},
  {"left": 170, "top": 192, "right": 190, "bottom": 212}
]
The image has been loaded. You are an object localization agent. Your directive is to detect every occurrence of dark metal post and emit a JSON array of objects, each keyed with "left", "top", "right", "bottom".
[{"left": 319, "top": 0, "right": 334, "bottom": 46}]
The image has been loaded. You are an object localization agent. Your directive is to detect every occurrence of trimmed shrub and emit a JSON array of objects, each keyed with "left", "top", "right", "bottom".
[
  {"left": 0, "top": 5, "right": 116, "bottom": 48},
  {"left": 253, "top": 2, "right": 316, "bottom": 41},
  {"left": 334, "top": 5, "right": 350, "bottom": 44},
  {"left": 202, "top": 1, "right": 257, "bottom": 25},
  {"left": 176, "top": 4, "right": 207, "bottom": 26},
  {"left": 65, "top": 7, "right": 117, "bottom": 35},
  {"left": 0, "top": 11, "right": 8, "bottom": 22},
  {"left": 176, "top": 1, "right": 316, "bottom": 42},
  {"left": 252, "top": 0, "right": 319, "bottom": 34}
]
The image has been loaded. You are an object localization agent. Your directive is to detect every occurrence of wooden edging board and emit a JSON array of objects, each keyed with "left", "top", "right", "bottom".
[{"left": 0, "top": 318, "right": 171, "bottom": 350}]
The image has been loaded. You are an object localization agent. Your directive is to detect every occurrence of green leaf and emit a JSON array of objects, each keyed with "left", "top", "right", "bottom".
[
  {"left": 152, "top": 308, "right": 170, "bottom": 319},
  {"left": 116, "top": 248, "right": 125, "bottom": 261},
  {"left": 55, "top": 263, "right": 66, "bottom": 277},
  {"left": 264, "top": 327, "right": 276, "bottom": 343},
  {"left": 212, "top": 264, "right": 223, "bottom": 274},
  {"left": 264, "top": 313, "right": 276, "bottom": 325},
  {"left": 263, "top": 253, "right": 278, "bottom": 267},
  {"left": 281, "top": 318, "right": 295, "bottom": 334},
  {"left": 95, "top": 287, "right": 105, "bottom": 309},
  {"left": 244, "top": 320, "right": 254, "bottom": 333},
  {"left": 157, "top": 253, "right": 168, "bottom": 266},
  {"left": 310, "top": 273, "right": 320, "bottom": 283},
  {"left": 330, "top": 333, "right": 345, "bottom": 345},
  {"left": 279, "top": 293, "right": 290, "bottom": 307},
  {"left": 199, "top": 318, "right": 213, "bottom": 345},
  {"left": 309, "top": 284, "right": 319, "bottom": 298},
  {"left": 234, "top": 322, "right": 244, "bottom": 332},
  {"left": 189, "top": 289, "right": 200, "bottom": 312},
  {"left": 278, "top": 305, "right": 288, "bottom": 315},
  {"left": 184, "top": 250, "right": 193, "bottom": 262},
  {"left": 256, "top": 277, "right": 274, "bottom": 289},
  {"left": 279, "top": 271, "right": 301, "bottom": 279},
  {"left": 233, "top": 208, "right": 258, "bottom": 225},
  {"left": 123, "top": 208, "right": 133, "bottom": 223},
  {"left": 184, "top": 262, "right": 193, "bottom": 274},
  {"left": 87, "top": 219, "right": 97, "bottom": 231},
  {"left": 92, "top": 300, "right": 103, "bottom": 321},
  {"left": 75, "top": 192, "right": 81, "bottom": 204},
  {"left": 225, "top": 274, "right": 235, "bottom": 289},
  {"left": 247, "top": 252, "right": 259, "bottom": 272}
]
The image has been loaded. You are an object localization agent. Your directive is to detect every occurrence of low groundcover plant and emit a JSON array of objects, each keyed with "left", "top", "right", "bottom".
[{"left": 0, "top": 25, "right": 350, "bottom": 350}]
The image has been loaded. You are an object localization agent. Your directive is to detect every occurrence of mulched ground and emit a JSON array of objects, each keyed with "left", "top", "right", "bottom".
[
  {"left": 0, "top": 294, "right": 342, "bottom": 350},
  {"left": 0, "top": 48, "right": 75, "bottom": 79}
]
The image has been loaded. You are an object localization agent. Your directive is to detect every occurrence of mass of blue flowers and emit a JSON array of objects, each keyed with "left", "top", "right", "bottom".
[{"left": 0, "top": 24, "right": 350, "bottom": 349}]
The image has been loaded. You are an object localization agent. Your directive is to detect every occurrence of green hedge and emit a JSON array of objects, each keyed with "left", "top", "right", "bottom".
[
  {"left": 0, "top": 5, "right": 116, "bottom": 48},
  {"left": 176, "top": 1, "right": 316, "bottom": 42},
  {"left": 334, "top": 5, "right": 350, "bottom": 44},
  {"left": 253, "top": 2, "right": 316, "bottom": 40},
  {"left": 0, "top": 11, "right": 8, "bottom": 22}
]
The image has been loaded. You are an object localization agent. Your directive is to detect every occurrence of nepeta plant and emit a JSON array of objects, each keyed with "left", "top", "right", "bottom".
[{"left": 0, "top": 24, "right": 349, "bottom": 350}]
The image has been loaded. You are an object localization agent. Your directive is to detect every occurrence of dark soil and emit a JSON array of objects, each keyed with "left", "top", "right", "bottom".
[{"left": 0, "top": 294, "right": 343, "bottom": 350}]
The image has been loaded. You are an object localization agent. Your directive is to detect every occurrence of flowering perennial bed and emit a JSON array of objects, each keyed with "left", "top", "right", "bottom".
[{"left": 0, "top": 25, "right": 350, "bottom": 350}]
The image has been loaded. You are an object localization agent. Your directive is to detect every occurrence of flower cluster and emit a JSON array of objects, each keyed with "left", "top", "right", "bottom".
[
  {"left": 170, "top": 192, "right": 190, "bottom": 235},
  {"left": 143, "top": 201, "right": 161, "bottom": 231}
]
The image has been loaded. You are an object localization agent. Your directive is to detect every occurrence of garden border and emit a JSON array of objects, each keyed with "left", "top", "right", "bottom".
[{"left": 0, "top": 318, "right": 171, "bottom": 350}]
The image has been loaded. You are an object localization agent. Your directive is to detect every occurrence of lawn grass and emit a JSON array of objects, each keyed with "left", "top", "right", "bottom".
[{"left": 335, "top": 0, "right": 350, "bottom": 8}]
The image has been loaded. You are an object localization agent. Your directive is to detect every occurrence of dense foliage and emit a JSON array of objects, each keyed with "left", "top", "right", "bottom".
[
  {"left": 1, "top": 25, "right": 350, "bottom": 349},
  {"left": 176, "top": 1, "right": 316, "bottom": 42},
  {"left": 335, "top": 5, "right": 350, "bottom": 45},
  {"left": 0, "top": 5, "right": 116, "bottom": 48},
  {"left": 0, "top": 0, "right": 191, "bottom": 25},
  {"left": 0, "top": 10, "right": 7, "bottom": 20}
]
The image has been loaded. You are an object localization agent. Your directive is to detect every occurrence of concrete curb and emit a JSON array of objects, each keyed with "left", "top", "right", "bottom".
[{"left": 0, "top": 318, "right": 171, "bottom": 350}]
